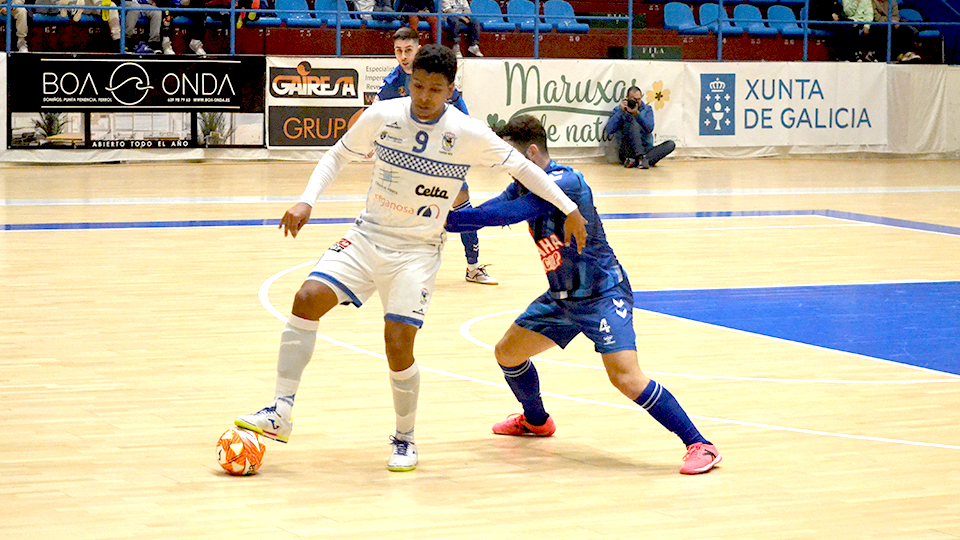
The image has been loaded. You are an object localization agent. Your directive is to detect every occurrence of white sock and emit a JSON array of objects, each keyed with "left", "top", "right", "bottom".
[
  {"left": 274, "top": 315, "right": 319, "bottom": 418},
  {"left": 390, "top": 363, "right": 420, "bottom": 442}
]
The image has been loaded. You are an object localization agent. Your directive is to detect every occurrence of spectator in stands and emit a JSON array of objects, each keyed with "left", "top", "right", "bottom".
[
  {"left": 396, "top": 0, "right": 439, "bottom": 43},
  {"left": 808, "top": 0, "right": 842, "bottom": 32},
  {"left": 0, "top": 0, "right": 29, "bottom": 52},
  {"left": 50, "top": 0, "right": 163, "bottom": 53},
  {"left": 604, "top": 86, "right": 675, "bottom": 169},
  {"left": 839, "top": 0, "right": 874, "bottom": 60},
  {"left": 355, "top": 0, "right": 399, "bottom": 21},
  {"left": 158, "top": 0, "right": 208, "bottom": 55},
  {"left": 442, "top": 0, "right": 482, "bottom": 57},
  {"left": 871, "top": 0, "right": 921, "bottom": 62}
]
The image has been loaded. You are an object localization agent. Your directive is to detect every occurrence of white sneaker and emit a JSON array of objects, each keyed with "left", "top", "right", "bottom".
[
  {"left": 387, "top": 436, "right": 418, "bottom": 471},
  {"left": 465, "top": 264, "right": 498, "bottom": 285},
  {"left": 234, "top": 404, "right": 292, "bottom": 443},
  {"left": 17, "top": 38, "right": 28, "bottom": 53},
  {"left": 72, "top": 8, "right": 82, "bottom": 22},
  {"left": 454, "top": 44, "right": 463, "bottom": 58},
  {"left": 467, "top": 44, "right": 482, "bottom": 57},
  {"left": 161, "top": 37, "right": 175, "bottom": 55},
  {"left": 189, "top": 39, "right": 206, "bottom": 57}
]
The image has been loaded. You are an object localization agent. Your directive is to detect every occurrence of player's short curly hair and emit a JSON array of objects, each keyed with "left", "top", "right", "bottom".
[
  {"left": 411, "top": 44, "right": 458, "bottom": 85},
  {"left": 496, "top": 114, "right": 549, "bottom": 153}
]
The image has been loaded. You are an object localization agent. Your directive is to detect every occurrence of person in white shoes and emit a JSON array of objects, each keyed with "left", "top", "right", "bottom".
[
  {"left": 376, "top": 27, "right": 497, "bottom": 285},
  {"left": 157, "top": 0, "right": 207, "bottom": 55},
  {"left": 442, "top": 0, "right": 482, "bottom": 57},
  {"left": 0, "top": 0, "right": 30, "bottom": 52},
  {"left": 235, "top": 44, "right": 587, "bottom": 472}
]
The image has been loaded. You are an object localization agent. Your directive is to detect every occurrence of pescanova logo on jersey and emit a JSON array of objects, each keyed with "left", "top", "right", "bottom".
[{"left": 270, "top": 62, "right": 359, "bottom": 99}]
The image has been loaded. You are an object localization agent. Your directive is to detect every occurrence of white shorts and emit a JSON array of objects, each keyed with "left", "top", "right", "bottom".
[{"left": 306, "top": 226, "right": 442, "bottom": 328}]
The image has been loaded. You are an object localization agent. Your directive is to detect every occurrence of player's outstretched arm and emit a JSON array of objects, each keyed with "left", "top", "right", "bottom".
[
  {"left": 445, "top": 191, "right": 554, "bottom": 233},
  {"left": 280, "top": 202, "right": 313, "bottom": 238}
]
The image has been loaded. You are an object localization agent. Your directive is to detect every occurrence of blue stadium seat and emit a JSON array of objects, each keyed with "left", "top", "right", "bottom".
[
  {"left": 507, "top": 0, "right": 553, "bottom": 32},
  {"left": 899, "top": 8, "right": 942, "bottom": 38},
  {"left": 543, "top": 0, "right": 589, "bottom": 32},
  {"left": 314, "top": 0, "right": 363, "bottom": 28},
  {"left": 699, "top": 3, "right": 743, "bottom": 34},
  {"left": 766, "top": 4, "right": 806, "bottom": 37},
  {"left": 244, "top": 0, "right": 283, "bottom": 27},
  {"left": 471, "top": 0, "right": 517, "bottom": 31},
  {"left": 272, "top": 0, "right": 321, "bottom": 26},
  {"left": 362, "top": 10, "right": 402, "bottom": 30},
  {"left": 733, "top": 4, "right": 777, "bottom": 35},
  {"left": 663, "top": 2, "right": 708, "bottom": 34}
]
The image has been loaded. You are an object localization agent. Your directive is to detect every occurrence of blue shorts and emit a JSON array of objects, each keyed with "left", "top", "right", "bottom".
[{"left": 514, "top": 280, "right": 637, "bottom": 354}]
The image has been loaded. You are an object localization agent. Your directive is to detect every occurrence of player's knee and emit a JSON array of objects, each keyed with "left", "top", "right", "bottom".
[
  {"left": 607, "top": 370, "right": 648, "bottom": 400},
  {"left": 291, "top": 281, "right": 333, "bottom": 318},
  {"left": 493, "top": 338, "right": 520, "bottom": 366}
]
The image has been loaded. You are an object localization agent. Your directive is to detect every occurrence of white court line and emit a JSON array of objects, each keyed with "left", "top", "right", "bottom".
[
  {"left": 8, "top": 184, "right": 960, "bottom": 207},
  {"left": 258, "top": 262, "right": 960, "bottom": 452}
]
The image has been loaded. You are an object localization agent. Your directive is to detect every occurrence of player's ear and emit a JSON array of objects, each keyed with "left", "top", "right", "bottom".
[{"left": 525, "top": 144, "right": 539, "bottom": 161}]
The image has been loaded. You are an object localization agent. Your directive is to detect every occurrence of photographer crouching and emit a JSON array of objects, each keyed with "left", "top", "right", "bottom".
[{"left": 604, "top": 86, "right": 676, "bottom": 169}]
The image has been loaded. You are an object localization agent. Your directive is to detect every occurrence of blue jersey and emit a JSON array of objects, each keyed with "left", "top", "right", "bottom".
[
  {"left": 446, "top": 160, "right": 625, "bottom": 299},
  {"left": 377, "top": 64, "right": 469, "bottom": 115}
]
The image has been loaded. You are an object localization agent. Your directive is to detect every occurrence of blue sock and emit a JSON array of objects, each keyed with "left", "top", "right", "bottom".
[
  {"left": 635, "top": 380, "right": 710, "bottom": 447},
  {"left": 453, "top": 200, "right": 480, "bottom": 265},
  {"left": 500, "top": 360, "right": 549, "bottom": 426}
]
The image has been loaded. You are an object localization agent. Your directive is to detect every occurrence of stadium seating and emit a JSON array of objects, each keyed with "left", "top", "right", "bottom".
[
  {"left": 470, "top": 0, "right": 517, "bottom": 31},
  {"left": 272, "top": 0, "right": 321, "bottom": 26},
  {"left": 733, "top": 4, "right": 777, "bottom": 35},
  {"left": 899, "top": 8, "right": 942, "bottom": 38},
  {"left": 664, "top": 2, "right": 709, "bottom": 34},
  {"left": 699, "top": 3, "right": 744, "bottom": 34},
  {"left": 507, "top": 0, "right": 553, "bottom": 32},
  {"left": 314, "top": 0, "right": 363, "bottom": 28},
  {"left": 543, "top": 0, "right": 590, "bottom": 32},
  {"left": 766, "top": 4, "right": 807, "bottom": 37}
]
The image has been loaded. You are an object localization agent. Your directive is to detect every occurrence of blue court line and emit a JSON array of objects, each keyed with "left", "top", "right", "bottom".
[
  {"left": 2, "top": 217, "right": 351, "bottom": 231},
  {"left": 5, "top": 209, "right": 960, "bottom": 236}
]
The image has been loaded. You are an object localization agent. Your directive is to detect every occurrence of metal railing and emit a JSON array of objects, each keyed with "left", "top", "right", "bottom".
[{"left": 3, "top": 0, "right": 958, "bottom": 62}]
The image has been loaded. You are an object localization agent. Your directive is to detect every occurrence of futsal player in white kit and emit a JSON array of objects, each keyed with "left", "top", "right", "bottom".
[{"left": 235, "top": 44, "right": 588, "bottom": 472}]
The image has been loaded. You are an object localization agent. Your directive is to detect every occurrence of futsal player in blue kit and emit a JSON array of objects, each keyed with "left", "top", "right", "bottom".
[
  {"left": 376, "top": 27, "right": 497, "bottom": 285},
  {"left": 235, "top": 47, "right": 588, "bottom": 472},
  {"left": 445, "top": 115, "right": 722, "bottom": 475}
]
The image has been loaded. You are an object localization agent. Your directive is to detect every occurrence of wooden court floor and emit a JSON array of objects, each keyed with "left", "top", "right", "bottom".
[{"left": 2, "top": 157, "right": 959, "bottom": 539}]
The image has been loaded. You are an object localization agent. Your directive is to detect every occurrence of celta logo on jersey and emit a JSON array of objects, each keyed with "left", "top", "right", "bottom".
[
  {"left": 535, "top": 233, "right": 565, "bottom": 272},
  {"left": 270, "top": 62, "right": 358, "bottom": 99},
  {"left": 415, "top": 184, "right": 449, "bottom": 199}
]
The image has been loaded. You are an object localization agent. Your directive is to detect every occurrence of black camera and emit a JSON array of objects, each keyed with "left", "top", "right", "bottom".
[{"left": 625, "top": 97, "right": 639, "bottom": 109}]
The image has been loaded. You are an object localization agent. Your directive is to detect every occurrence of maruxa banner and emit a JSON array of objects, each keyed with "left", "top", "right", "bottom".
[{"left": 460, "top": 60, "right": 888, "bottom": 151}]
